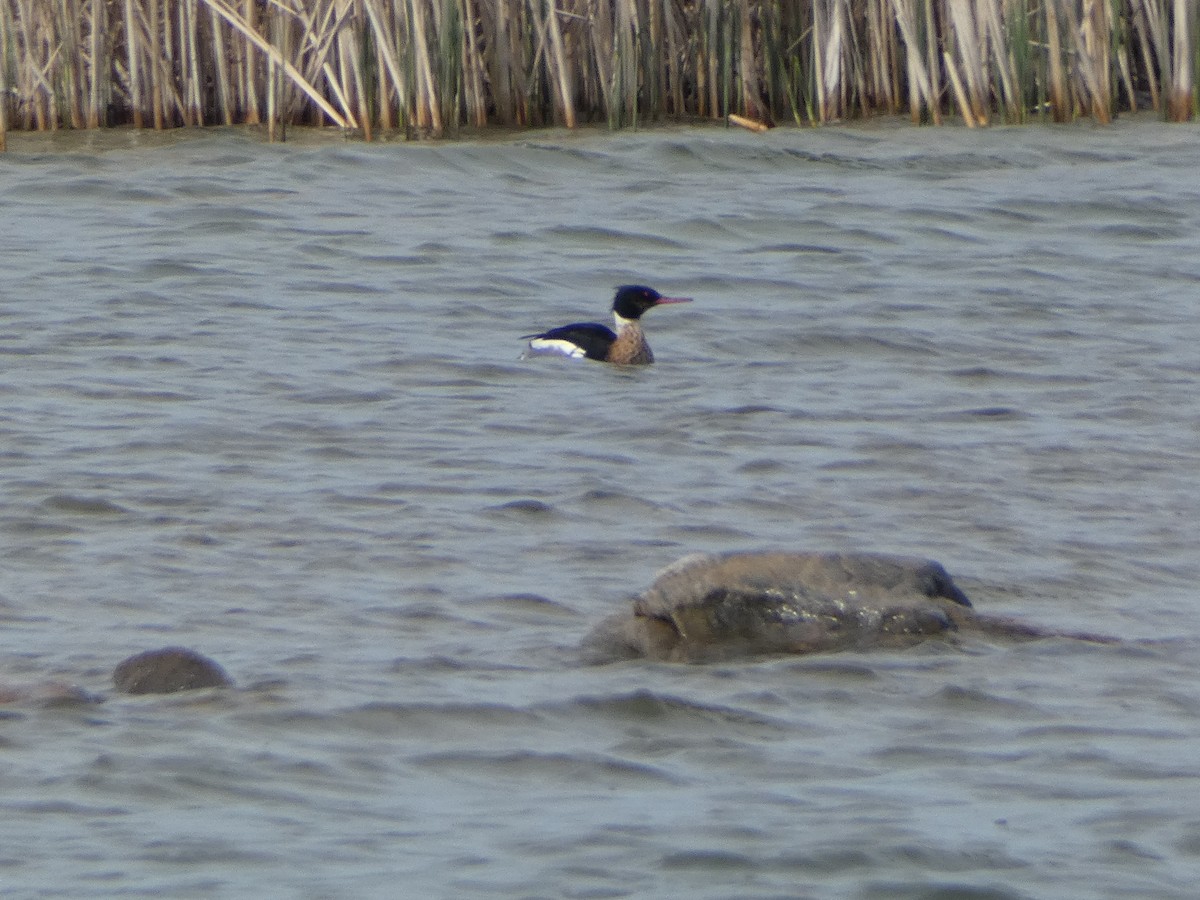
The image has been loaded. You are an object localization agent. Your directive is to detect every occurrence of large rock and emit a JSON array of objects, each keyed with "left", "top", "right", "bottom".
[
  {"left": 584, "top": 551, "right": 1057, "bottom": 663},
  {"left": 112, "top": 647, "right": 232, "bottom": 694}
]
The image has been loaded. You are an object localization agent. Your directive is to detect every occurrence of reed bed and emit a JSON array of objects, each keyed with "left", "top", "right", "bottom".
[{"left": 0, "top": 0, "right": 1196, "bottom": 141}]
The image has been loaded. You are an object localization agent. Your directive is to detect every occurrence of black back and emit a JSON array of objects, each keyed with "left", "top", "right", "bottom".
[{"left": 532, "top": 322, "right": 618, "bottom": 360}]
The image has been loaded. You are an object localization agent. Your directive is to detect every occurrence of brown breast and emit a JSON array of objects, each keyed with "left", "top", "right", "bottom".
[{"left": 606, "top": 325, "right": 653, "bottom": 365}]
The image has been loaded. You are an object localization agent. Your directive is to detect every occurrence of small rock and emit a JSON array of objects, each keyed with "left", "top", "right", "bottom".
[{"left": 113, "top": 647, "right": 232, "bottom": 694}]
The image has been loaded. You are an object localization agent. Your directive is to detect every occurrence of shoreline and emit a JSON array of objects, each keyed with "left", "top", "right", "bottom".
[{"left": 0, "top": 108, "right": 1187, "bottom": 155}]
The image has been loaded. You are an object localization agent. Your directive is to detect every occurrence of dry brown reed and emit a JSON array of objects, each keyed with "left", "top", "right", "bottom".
[{"left": 0, "top": 0, "right": 1196, "bottom": 143}]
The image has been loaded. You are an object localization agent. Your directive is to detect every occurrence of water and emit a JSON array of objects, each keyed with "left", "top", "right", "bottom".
[{"left": 1, "top": 118, "right": 1198, "bottom": 898}]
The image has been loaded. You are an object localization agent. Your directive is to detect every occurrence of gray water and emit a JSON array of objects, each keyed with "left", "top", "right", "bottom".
[{"left": 1, "top": 119, "right": 1198, "bottom": 899}]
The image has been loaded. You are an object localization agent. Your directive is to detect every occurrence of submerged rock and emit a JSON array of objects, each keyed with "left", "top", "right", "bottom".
[
  {"left": 0, "top": 681, "right": 104, "bottom": 707},
  {"left": 585, "top": 551, "right": 1086, "bottom": 663},
  {"left": 112, "top": 647, "right": 232, "bottom": 694}
]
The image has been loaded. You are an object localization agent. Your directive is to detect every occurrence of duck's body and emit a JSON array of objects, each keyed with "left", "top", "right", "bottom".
[
  {"left": 528, "top": 320, "right": 654, "bottom": 365},
  {"left": 522, "top": 285, "right": 691, "bottom": 365}
]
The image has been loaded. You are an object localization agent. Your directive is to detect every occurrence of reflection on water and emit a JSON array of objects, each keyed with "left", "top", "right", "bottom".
[{"left": 1, "top": 119, "right": 1198, "bottom": 898}]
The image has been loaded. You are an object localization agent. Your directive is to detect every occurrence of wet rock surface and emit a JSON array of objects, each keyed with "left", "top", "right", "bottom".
[
  {"left": 112, "top": 647, "right": 232, "bottom": 694},
  {"left": 584, "top": 551, "right": 1101, "bottom": 663}
]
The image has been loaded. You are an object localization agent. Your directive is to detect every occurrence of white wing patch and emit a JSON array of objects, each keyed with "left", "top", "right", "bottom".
[{"left": 522, "top": 338, "right": 587, "bottom": 359}]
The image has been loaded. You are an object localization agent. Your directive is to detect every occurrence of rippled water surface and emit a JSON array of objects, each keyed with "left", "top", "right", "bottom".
[{"left": 2, "top": 120, "right": 1199, "bottom": 898}]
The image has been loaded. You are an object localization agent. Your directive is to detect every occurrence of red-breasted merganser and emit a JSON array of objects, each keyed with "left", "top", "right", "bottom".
[{"left": 521, "top": 285, "right": 692, "bottom": 365}]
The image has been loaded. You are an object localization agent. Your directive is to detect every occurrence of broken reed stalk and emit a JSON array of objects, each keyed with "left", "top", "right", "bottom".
[
  {"left": 0, "top": 0, "right": 1198, "bottom": 148},
  {"left": 123, "top": 0, "right": 142, "bottom": 127},
  {"left": 545, "top": 0, "right": 576, "bottom": 127},
  {"left": 1044, "top": 0, "right": 1070, "bottom": 122},
  {"left": 1167, "top": 0, "right": 1195, "bottom": 120},
  {"left": 0, "top": 0, "right": 7, "bottom": 149},
  {"left": 947, "top": 0, "right": 985, "bottom": 124},
  {"left": 267, "top": 3, "right": 282, "bottom": 141}
]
